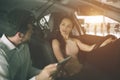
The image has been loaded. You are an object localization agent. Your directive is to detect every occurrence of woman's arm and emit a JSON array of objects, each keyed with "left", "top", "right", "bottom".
[
  {"left": 75, "top": 39, "right": 95, "bottom": 52},
  {"left": 100, "top": 37, "right": 116, "bottom": 47},
  {"left": 52, "top": 39, "right": 64, "bottom": 62}
]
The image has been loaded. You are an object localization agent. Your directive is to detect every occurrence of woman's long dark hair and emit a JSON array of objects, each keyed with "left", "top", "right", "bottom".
[{"left": 50, "top": 14, "right": 75, "bottom": 58}]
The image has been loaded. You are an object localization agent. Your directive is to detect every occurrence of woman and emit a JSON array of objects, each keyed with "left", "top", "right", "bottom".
[{"left": 51, "top": 15, "right": 115, "bottom": 79}]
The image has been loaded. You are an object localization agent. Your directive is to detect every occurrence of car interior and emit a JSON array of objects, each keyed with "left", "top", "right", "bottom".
[{"left": 0, "top": 0, "right": 120, "bottom": 80}]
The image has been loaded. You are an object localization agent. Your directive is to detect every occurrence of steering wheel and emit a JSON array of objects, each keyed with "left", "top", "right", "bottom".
[{"left": 93, "top": 35, "right": 116, "bottom": 50}]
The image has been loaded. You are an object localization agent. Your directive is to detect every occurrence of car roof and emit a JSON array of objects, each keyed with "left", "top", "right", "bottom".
[{"left": 0, "top": 0, "right": 120, "bottom": 22}]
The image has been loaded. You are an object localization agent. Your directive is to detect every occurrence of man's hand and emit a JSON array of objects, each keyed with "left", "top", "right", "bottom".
[{"left": 35, "top": 64, "right": 57, "bottom": 80}]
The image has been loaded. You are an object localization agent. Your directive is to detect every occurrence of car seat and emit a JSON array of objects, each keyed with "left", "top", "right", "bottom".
[{"left": 29, "top": 25, "right": 57, "bottom": 69}]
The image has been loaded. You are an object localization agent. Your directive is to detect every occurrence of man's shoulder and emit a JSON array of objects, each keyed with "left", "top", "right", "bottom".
[
  {"left": 0, "top": 42, "right": 8, "bottom": 58},
  {"left": 0, "top": 41, "right": 9, "bottom": 66},
  {"left": 0, "top": 41, "right": 9, "bottom": 53},
  {"left": 0, "top": 41, "right": 5, "bottom": 48}
]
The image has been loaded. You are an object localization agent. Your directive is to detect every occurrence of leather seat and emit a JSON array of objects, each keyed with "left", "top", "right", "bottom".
[{"left": 29, "top": 25, "right": 57, "bottom": 69}]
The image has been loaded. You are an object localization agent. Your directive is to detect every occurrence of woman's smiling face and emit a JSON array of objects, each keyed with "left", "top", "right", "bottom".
[{"left": 59, "top": 18, "right": 74, "bottom": 37}]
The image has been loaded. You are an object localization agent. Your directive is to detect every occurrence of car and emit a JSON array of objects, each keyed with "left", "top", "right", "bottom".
[{"left": 0, "top": 0, "right": 120, "bottom": 80}]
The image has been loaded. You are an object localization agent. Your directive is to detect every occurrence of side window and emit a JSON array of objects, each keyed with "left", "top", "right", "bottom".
[
  {"left": 39, "top": 14, "right": 51, "bottom": 30},
  {"left": 38, "top": 14, "right": 51, "bottom": 38},
  {"left": 72, "top": 26, "right": 80, "bottom": 36},
  {"left": 75, "top": 12, "right": 120, "bottom": 38}
]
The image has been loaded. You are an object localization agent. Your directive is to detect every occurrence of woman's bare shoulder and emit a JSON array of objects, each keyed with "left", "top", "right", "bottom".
[
  {"left": 52, "top": 39, "right": 60, "bottom": 45},
  {"left": 52, "top": 39, "right": 59, "bottom": 42},
  {"left": 71, "top": 38, "right": 79, "bottom": 42}
]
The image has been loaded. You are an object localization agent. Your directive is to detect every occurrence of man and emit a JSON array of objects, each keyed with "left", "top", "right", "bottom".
[{"left": 0, "top": 9, "right": 57, "bottom": 80}]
